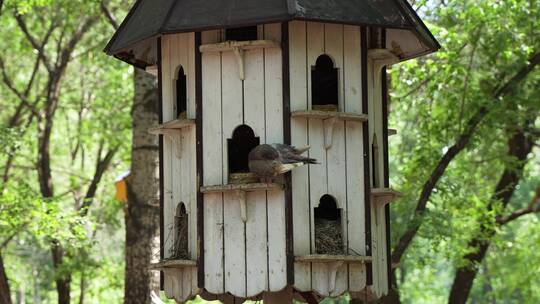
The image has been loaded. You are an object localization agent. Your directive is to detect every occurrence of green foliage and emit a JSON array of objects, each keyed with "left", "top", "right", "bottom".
[
  {"left": 0, "top": 0, "right": 133, "bottom": 302},
  {"left": 390, "top": 0, "right": 539, "bottom": 302}
]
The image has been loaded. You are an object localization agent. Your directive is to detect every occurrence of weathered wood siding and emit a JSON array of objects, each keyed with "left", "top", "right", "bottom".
[
  {"left": 160, "top": 32, "right": 199, "bottom": 302},
  {"left": 200, "top": 24, "right": 287, "bottom": 298},
  {"left": 367, "top": 51, "right": 389, "bottom": 298},
  {"left": 289, "top": 21, "right": 368, "bottom": 297}
]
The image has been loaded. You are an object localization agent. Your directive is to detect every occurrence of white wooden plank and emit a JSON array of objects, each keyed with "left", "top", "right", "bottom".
[
  {"left": 344, "top": 25, "right": 362, "bottom": 114},
  {"left": 170, "top": 34, "right": 181, "bottom": 117},
  {"left": 163, "top": 137, "right": 174, "bottom": 258},
  {"left": 172, "top": 131, "right": 183, "bottom": 244},
  {"left": 188, "top": 32, "right": 196, "bottom": 119},
  {"left": 311, "top": 262, "right": 329, "bottom": 297},
  {"left": 331, "top": 263, "right": 348, "bottom": 297},
  {"left": 223, "top": 192, "right": 246, "bottom": 297},
  {"left": 349, "top": 264, "right": 367, "bottom": 292},
  {"left": 267, "top": 189, "right": 287, "bottom": 291},
  {"left": 221, "top": 50, "right": 243, "bottom": 185},
  {"left": 191, "top": 266, "right": 199, "bottom": 296},
  {"left": 308, "top": 117, "right": 327, "bottom": 252},
  {"left": 245, "top": 191, "right": 268, "bottom": 296},
  {"left": 182, "top": 267, "right": 192, "bottom": 301},
  {"left": 220, "top": 47, "right": 246, "bottom": 297},
  {"left": 161, "top": 36, "right": 173, "bottom": 121},
  {"left": 202, "top": 50, "right": 222, "bottom": 185},
  {"left": 306, "top": 22, "right": 324, "bottom": 110},
  {"left": 243, "top": 48, "right": 266, "bottom": 141},
  {"left": 289, "top": 20, "right": 312, "bottom": 291},
  {"left": 346, "top": 121, "right": 366, "bottom": 291},
  {"left": 203, "top": 193, "right": 224, "bottom": 294},
  {"left": 324, "top": 23, "right": 344, "bottom": 111},
  {"left": 327, "top": 120, "right": 347, "bottom": 251},
  {"left": 181, "top": 127, "right": 196, "bottom": 259},
  {"left": 264, "top": 24, "right": 283, "bottom": 144},
  {"left": 201, "top": 36, "right": 224, "bottom": 294},
  {"left": 289, "top": 21, "right": 308, "bottom": 111}
]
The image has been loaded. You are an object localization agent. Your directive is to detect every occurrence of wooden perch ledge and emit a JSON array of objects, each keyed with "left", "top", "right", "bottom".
[
  {"left": 148, "top": 118, "right": 195, "bottom": 133},
  {"left": 371, "top": 188, "right": 402, "bottom": 207},
  {"left": 201, "top": 183, "right": 282, "bottom": 222},
  {"left": 199, "top": 40, "right": 280, "bottom": 80},
  {"left": 149, "top": 259, "right": 197, "bottom": 270},
  {"left": 292, "top": 111, "right": 368, "bottom": 149},
  {"left": 148, "top": 119, "right": 195, "bottom": 158},
  {"left": 295, "top": 254, "right": 372, "bottom": 264}
]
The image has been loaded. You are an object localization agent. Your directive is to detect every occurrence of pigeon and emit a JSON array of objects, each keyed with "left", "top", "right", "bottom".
[{"left": 248, "top": 144, "right": 318, "bottom": 183}]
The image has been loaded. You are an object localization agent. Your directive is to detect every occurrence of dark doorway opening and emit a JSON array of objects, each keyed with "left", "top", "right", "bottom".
[
  {"left": 227, "top": 125, "right": 260, "bottom": 174},
  {"left": 311, "top": 54, "right": 339, "bottom": 111},
  {"left": 172, "top": 202, "right": 189, "bottom": 259},
  {"left": 176, "top": 66, "right": 187, "bottom": 118},
  {"left": 314, "top": 194, "right": 344, "bottom": 254},
  {"left": 226, "top": 26, "right": 258, "bottom": 41}
]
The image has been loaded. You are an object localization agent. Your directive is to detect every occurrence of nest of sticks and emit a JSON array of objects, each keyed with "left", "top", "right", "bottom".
[{"left": 314, "top": 218, "right": 344, "bottom": 255}]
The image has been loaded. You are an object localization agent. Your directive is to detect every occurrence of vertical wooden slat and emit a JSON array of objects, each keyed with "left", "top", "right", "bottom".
[
  {"left": 343, "top": 25, "right": 366, "bottom": 292},
  {"left": 324, "top": 24, "right": 344, "bottom": 111},
  {"left": 201, "top": 29, "right": 224, "bottom": 294},
  {"left": 245, "top": 191, "right": 268, "bottom": 296},
  {"left": 289, "top": 20, "right": 311, "bottom": 291},
  {"left": 223, "top": 193, "right": 247, "bottom": 297},
  {"left": 361, "top": 26, "right": 373, "bottom": 286},
  {"left": 221, "top": 49, "right": 246, "bottom": 297},
  {"left": 243, "top": 43, "right": 269, "bottom": 297},
  {"left": 267, "top": 190, "right": 287, "bottom": 291}
]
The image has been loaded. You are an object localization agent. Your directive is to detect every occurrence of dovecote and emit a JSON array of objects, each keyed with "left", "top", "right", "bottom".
[{"left": 106, "top": 0, "right": 439, "bottom": 302}]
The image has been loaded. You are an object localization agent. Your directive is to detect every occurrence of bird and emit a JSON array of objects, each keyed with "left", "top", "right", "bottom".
[{"left": 248, "top": 144, "right": 318, "bottom": 183}]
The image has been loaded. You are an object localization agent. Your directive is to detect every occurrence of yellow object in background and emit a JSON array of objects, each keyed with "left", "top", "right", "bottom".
[{"left": 114, "top": 171, "right": 130, "bottom": 203}]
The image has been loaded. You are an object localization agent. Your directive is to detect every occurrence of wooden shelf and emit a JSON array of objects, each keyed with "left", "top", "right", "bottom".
[
  {"left": 148, "top": 118, "right": 195, "bottom": 134},
  {"left": 295, "top": 254, "right": 372, "bottom": 264},
  {"left": 199, "top": 40, "right": 280, "bottom": 53},
  {"left": 200, "top": 183, "right": 281, "bottom": 194},
  {"left": 148, "top": 119, "right": 195, "bottom": 158},
  {"left": 199, "top": 40, "right": 280, "bottom": 80},
  {"left": 291, "top": 110, "right": 368, "bottom": 122},
  {"left": 201, "top": 183, "right": 281, "bottom": 222},
  {"left": 371, "top": 188, "right": 401, "bottom": 207},
  {"left": 292, "top": 111, "right": 367, "bottom": 149},
  {"left": 149, "top": 259, "right": 197, "bottom": 270}
]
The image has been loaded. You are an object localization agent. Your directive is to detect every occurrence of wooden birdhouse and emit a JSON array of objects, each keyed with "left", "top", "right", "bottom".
[{"left": 105, "top": 0, "right": 439, "bottom": 302}]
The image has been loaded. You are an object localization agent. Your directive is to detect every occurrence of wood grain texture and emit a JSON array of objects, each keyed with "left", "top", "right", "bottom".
[{"left": 289, "top": 20, "right": 312, "bottom": 292}]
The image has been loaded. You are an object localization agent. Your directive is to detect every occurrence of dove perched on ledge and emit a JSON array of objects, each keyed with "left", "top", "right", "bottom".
[{"left": 248, "top": 144, "right": 318, "bottom": 183}]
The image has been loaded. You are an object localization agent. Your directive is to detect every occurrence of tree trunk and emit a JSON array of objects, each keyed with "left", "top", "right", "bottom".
[
  {"left": 0, "top": 252, "right": 12, "bottom": 304},
  {"left": 51, "top": 242, "right": 71, "bottom": 304},
  {"left": 448, "top": 126, "right": 534, "bottom": 304},
  {"left": 124, "top": 68, "right": 160, "bottom": 304}
]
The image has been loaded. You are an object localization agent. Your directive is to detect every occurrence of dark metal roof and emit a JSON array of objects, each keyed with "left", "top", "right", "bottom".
[{"left": 105, "top": 0, "right": 440, "bottom": 66}]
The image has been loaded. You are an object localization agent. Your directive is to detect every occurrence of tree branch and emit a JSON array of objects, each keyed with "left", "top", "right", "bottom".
[
  {"left": 391, "top": 51, "right": 540, "bottom": 266},
  {"left": 79, "top": 145, "right": 119, "bottom": 216},
  {"left": 497, "top": 186, "right": 540, "bottom": 225},
  {"left": 14, "top": 14, "right": 53, "bottom": 72},
  {"left": 100, "top": 0, "right": 119, "bottom": 30}
]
